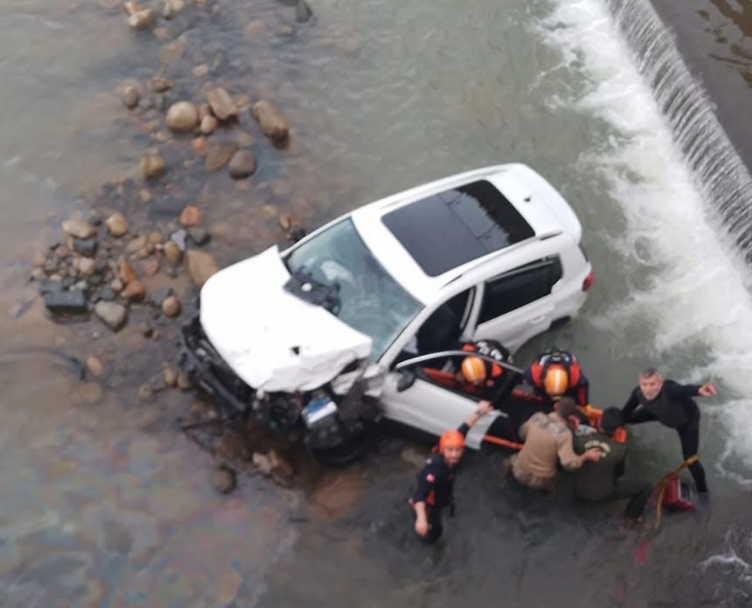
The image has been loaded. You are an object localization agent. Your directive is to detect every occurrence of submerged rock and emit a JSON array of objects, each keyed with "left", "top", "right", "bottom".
[
  {"left": 204, "top": 143, "right": 239, "bottom": 172},
  {"left": 122, "top": 85, "right": 141, "bottom": 109},
  {"left": 162, "top": 0, "right": 185, "bottom": 19},
  {"left": 72, "top": 238, "right": 98, "bottom": 258},
  {"left": 209, "top": 466, "right": 237, "bottom": 495},
  {"left": 228, "top": 150, "right": 256, "bottom": 179},
  {"left": 187, "top": 227, "right": 210, "bottom": 246},
  {"left": 252, "top": 99, "right": 289, "bottom": 142},
  {"left": 128, "top": 8, "right": 157, "bottom": 30},
  {"left": 296, "top": 0, "right": 312, "bottom": 23},
  {"left": 150, "top": 76, "right": 172, "bottom": 93},
  {"left": 141, "top": 152, "right": 166, "bottom": 179},
  {"left": 86, "top": 356, "right": 105, "bottom": 378}
]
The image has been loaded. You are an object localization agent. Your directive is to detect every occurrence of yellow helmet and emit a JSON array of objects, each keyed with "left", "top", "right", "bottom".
[{"left": 461, "top": 356, "right": 487, "bottom": 383}]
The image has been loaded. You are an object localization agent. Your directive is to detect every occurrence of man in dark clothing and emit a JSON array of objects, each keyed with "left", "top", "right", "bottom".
[
  {"left": 523, "top": 347, "right": 590, "bottom": 406},
  {"left": 621, "top": 368, "right": 716, "bottom": 493},
  {"left": 573, "top": 408, "right": 652, "bottom": 520},
  {"left": 410, "top": 401, "right": 493, "bottom": 544}
]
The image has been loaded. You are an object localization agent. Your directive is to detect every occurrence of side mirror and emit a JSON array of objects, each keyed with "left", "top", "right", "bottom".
[{"left": 396, "top": 370, "right": 416, "bottom": 392}]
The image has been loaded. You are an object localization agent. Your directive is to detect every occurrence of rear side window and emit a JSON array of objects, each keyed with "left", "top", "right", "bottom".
[{"left": 478, "top": 257, "right": 563, "bottom": 323}]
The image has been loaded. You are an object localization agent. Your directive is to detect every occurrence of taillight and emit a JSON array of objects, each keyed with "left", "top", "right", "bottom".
[{"left": 582, "top": 270, "right": 594, "bottom": 292}]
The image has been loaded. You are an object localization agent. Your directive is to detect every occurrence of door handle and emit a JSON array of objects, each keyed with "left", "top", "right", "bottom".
[{"left": 529, "top": 316, "right": 546, "bottom": 324}]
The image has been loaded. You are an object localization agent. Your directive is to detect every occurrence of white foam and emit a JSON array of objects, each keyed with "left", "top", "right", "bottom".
[{"left": 536, "top": 0, "right": 752, "bottom": 475}]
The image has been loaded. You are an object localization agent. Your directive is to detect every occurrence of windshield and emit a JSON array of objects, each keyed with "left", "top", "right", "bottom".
[{"left": 284, "top": 218, "right": 424, "bottom": 361}]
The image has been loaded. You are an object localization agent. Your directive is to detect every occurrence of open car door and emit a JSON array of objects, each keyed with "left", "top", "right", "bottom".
[{"left": 379, "top": 350, "right": 523, "bottom": 449}]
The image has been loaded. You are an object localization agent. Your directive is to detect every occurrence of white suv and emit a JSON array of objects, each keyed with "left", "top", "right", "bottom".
[{"left": 181, "top": 164, "right": 594, "bottom": 464}]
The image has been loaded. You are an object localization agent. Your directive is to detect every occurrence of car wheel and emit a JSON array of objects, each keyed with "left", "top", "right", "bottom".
[{"left": 308, "top": 419, "right": 377, "bottom": 467}]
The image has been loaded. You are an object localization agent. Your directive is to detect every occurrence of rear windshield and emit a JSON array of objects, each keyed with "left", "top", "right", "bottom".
[{"left": 382, "top": 180, "right": 534, "bottom": 277}]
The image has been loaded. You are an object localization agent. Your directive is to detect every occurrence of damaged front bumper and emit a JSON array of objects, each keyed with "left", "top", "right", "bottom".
[{"left": 179, "top": 315, "right": 255, "bottom": 420}]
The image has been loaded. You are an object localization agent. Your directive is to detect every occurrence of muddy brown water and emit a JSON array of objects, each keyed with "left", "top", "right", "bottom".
[{"left": 2, "top": 0, "right": 752, "bottom": 606}]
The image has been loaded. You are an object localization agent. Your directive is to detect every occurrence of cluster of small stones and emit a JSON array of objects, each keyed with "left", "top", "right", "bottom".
[
  {"left": 32, "top": 205, "right": 216, "bottom": 328},
  {"left": 22, "top": 0, "right": 323, "bottom": 494}
]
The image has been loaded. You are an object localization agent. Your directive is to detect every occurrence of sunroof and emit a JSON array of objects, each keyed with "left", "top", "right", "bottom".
[{"left": 381, "top": 180, "right": 534, "bottom": 277}]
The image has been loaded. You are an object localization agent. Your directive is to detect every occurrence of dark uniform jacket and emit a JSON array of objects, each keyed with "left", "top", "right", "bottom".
[
  {"left": 621, "top": 380, "right": 702, "bottom": 428},
  {"left": 411, "top": 423, "right": 470, "bottom": 510},
  {"left": 572, "top": 431, "right": 627, "bottom": 501}
]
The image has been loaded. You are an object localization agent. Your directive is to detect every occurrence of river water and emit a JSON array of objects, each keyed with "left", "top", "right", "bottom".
[{"left": 1, "top": 0, "right": 752, "bottom": 606}]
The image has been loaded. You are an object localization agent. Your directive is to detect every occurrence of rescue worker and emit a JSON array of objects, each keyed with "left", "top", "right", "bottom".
[
  {"left": 410, "top": 401, "right": 493, "bottom": 544},
  {"left": 501, "top": 397, "right": 602, "bottom": 494},
  {"left": 456, "top": 339, "right": 513, "bottom": 401},
  {"left": 621, "top": 368, "right": 716, "bottom": 494},
  {"left": 572, "top": 408, "right": 652, "bottom": 521},
  {"left": 523, "top": 347, "right": 590, "bottom": 406}
]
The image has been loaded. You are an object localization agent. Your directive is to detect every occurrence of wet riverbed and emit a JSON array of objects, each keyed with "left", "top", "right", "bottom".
[{"left": 2, "top": 0, "right": 752, "bottom": 606}]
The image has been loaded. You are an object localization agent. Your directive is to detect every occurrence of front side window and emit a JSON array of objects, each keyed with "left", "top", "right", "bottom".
[
  {"left": 284, "top": 218, "right": 424, "bottom": 361},
  {"left": 478, "top": 257, "right": 562, "bottom": 324}
]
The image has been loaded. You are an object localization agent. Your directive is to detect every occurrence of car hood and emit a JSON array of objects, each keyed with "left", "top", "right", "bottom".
[{"left": 199, "top": 245, "right": 373, "bottom": 392}]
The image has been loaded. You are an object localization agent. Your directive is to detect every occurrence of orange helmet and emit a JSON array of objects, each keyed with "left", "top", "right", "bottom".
[
  {"left": 461, "top": 356, "right": 487, "bottom": 383},
  {"left": 544, "top": 364, "right": 569, "bottom": 397},
  {"left": 439, "top": 430, "right": 465, "bottom": 452}
]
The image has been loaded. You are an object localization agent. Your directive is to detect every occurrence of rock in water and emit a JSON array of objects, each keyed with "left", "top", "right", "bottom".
[
  {"left": 185, "top": 250, "right": 218, "bottom": 288},
  {"left": 94, "top": 301, "right": 128, "bottom": 331},
  {"left": 44, "top": 291, "right": 87, "bottom": 315},
  {"left": 187, "top": 227, "right": 210, "bottom": 246},
  {"left": 128, "top": 8, "right": 157, "bottom": 30},
  {"left": 204, "top": 143, "right": 239, "bottom": 172},
  {"left": 209, "top": 466, "right": 237, "bottom": 494},
  {"left": 163, "top": 241, "right": 183, "bottom": 266},
  {"left": 141, "top": 153, "right": 166, "bottom": 179},
  {"left": 296, "top": 0, "right": 312, "bottom": 22},
  {"left": 166, "top": 101, "right": 199, "bottom": 132},
  {"left": 162, "top": 295, "right": 182, "bottom": 317},
  {"left": 72, "top": 238, "right": 98, "bottom": 257},
  {"left": 228, "top": 150, "right": 256, "bottom": 179},
  {"left": 62, "top": 220, "right": 96, "bottom": 239},
  {"left": 122, "top": 85, "right": 140, "bottom": 109},
  {"left": 207, "top": 87, "right": 238, "bottom": 121},
  {"left": 179, "top": 205, "right": 203, "bottom": 227},
  {"left": 105, "top": 212, "right": 129, "bottom": 236},
  {"left": 252, "top": 99, "right": 289, "bottom": 142}
]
